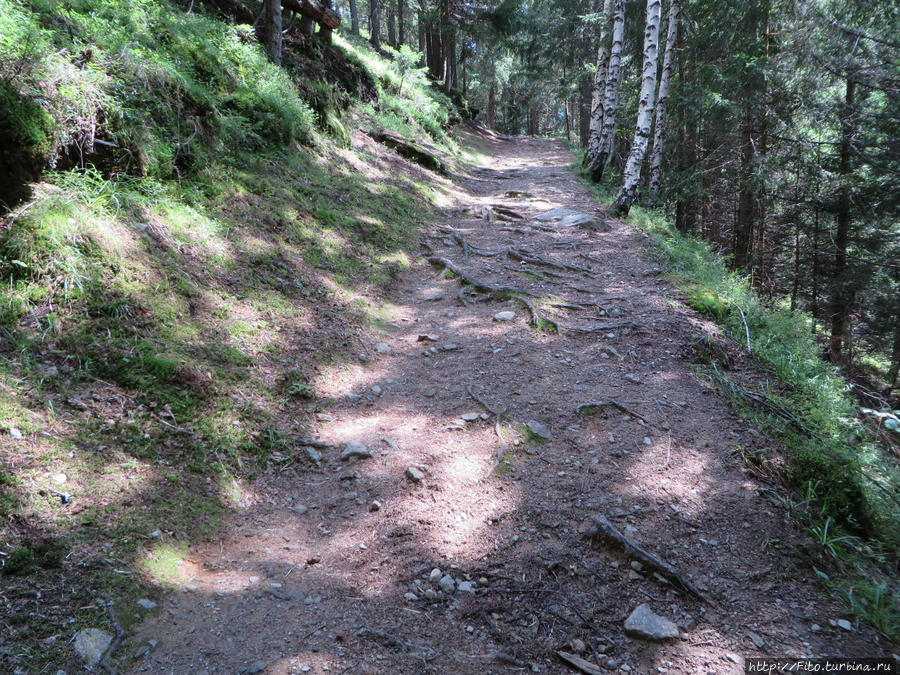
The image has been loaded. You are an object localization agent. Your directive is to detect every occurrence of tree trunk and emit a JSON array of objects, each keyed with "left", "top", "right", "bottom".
[
  {"left": 829, "top": 77, "right": 856, "bottom": 363},
  {"left": 589, "top": 0, "right": 625, "bottom": 182},
  {"left": 369, "top": 0, "right": 381, "bottom": 48},
  {"left": 584, "top": 0, "right": 613, "bottom": 168},
  {"left": 263, "top": 0, "right": 283, "bottom": 65},
  {"left": 579, "top": 76, "right": 592, "bottom": 147},
  {"left": 398, "top": 0, "right": 406, "bottom": 45},
  {"left": 486, "top": 82, "right": 496, "bottom": 130},
  {"left": 648, "top": 0, "right": 680, "bottom": 195},
  {"left": 417, "top": 10, "right": 425, "bottom": 57},
  {"left": 387, "top": 8, "right": 396, "bottom": 46},
  {"left": 349, "top": 0, "right": 359, "bottom": 35},
  {"left": 610, "top": 0, "right": 662, "bottom": 215},
  {"left": 734, "top": 112, "right": 755, "bottom": 270},
  {"left": 888, "top": 323, "right": 900, "bottom": 387}
]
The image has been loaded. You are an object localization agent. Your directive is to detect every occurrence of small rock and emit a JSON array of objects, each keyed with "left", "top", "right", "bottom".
[
  {"left": 747, "top": 631, "right": 764, "bottom": 648},
  {"left": 624, "top": 374, "right": 641, "bottom": 384},
  {"left": 438, "top": 574, "right": 456, "bottom": 594},
  {"left": 571, "top": 639, "right": 585, "bottom": 653},
  {"left": 424, "top": 588, "right": 437, "bottom": 600},
  {"left": 132, "top": 639, "right": 158, "bottom": 661},
  {"left": 493, "top": 311, "right": 516, "bottom": 322},
  {"left": 369, "top": 500, "right": 381, "bottom": 512},
  {"left": 371, "top": 385, "right": 382, "bottom": 396},
  {"left": 249, "top": 576, "right": 260, "bottom": 583},
  {"left": 341, "top": 440, "right": 372, "bottom": 461},
  {"left": 148, "top": 529, "right": 162, "bottom": 538},
  {"left": 605, "top": 658, "right": 619, "bottom": 670},
  {"left": 621, "top": 666, "right": 632, "bottom": 672},
  {"left": 305, "top": 447, "right": 323, "bottom": 466},
  {"left": 51, "top": 473, "right": 67, "bottom": 485},
  {"left": 527, "top": 420, "right": 552, "bottom": 440},
  {"left": 136, "top": 598, "right": 157, "bottom": 610},
  {"left": 404, "top": 592, "right": 418, "bottom": 601},
  {"left": 461, "top": 412, "right": 480, "bottom": 422},
  {"left": 837, "top": 619, "right": 853, "bottom": 631},
  {"left": 375, "top": 342, "right": 391, "bottom": 354},
  {"left": 810, "top": 623, "right": 821, "bottom": 632},
  {"left": 73, "top": 628, "right": 113, "bottom": 668},
  {"left": 406, "top": 466, "right": 425, "bottom": 483},
  {"left": 627, "top": 569, "right": 642, "bottom": 581},
  {"left": 623, "top": 604, "right": 680, "bottom": 641},
  {"left": 457, "top": 581, "right": 475, "bottom": 593},
  {"left": 642, "top": 437, "right": 652, "bottom": 446},
  {"left": 9, "top": 427, "right": 22, "bottom": 440},
  {"left": 442, "top": 344, "right": 458, "bottom": 351},
  {"left": 40, "top": 364, "right": 59, "bottom": 378},
  {"left": 425, "top": 389, "right": 436, "bottom": 397},
  {"left": 247, "top": 661, "right": 266, "bottom": 674},
  {"left": 429, "top": 568, "right": 442, "bottom": 583},
  {"left": 292, "top": 505, "right": 309, "bottom": 515},
  {"left": 342, "top": 491, "right": 358, "bottom": 500},
  {"left": 425, "top": 292, "right": 443, "bottom": 301},
  {"left": 630, "top": 561, "right": 643, "bottom": 572}
]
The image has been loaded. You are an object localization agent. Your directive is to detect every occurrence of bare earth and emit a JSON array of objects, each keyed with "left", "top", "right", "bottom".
[{"left": 131, "top": 134, "right": 893, "bottom": 674}]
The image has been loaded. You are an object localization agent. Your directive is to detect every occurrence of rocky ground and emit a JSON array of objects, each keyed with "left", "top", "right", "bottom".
[{"left": 123, "top": 132, "right": 893, "bottom": 674}]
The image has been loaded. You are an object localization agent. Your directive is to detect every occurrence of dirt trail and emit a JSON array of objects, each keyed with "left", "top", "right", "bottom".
[{"left": 131, "top": 134, "right": 891, "bottom": 674}]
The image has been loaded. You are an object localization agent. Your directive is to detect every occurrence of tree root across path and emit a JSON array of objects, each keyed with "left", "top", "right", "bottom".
[
  {"left": 575, "top": 400, "right": 647, "bottom": 423},
  {"left": 587, "top": 515, "right": 711, "bottom": 604},
  {"left": 426, "top": 255, "right": 560, "bottom": 332},
  {"left": 468, "top": 385, "right": 509, "bottom": 470}
]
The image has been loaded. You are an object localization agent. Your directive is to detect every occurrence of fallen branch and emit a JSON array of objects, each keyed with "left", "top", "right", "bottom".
[
  {"left": 587, "top": 515, "right": 710, "bottom": 604},
  {"left": 427, "top": 256, "right": 536, "bottom": 297},
  {"left": 557, "top": 651, "right": 604, "bottom": 675},
  {"left": 507, "top": 247, "right": 591, "bottom": 274},
  {"left": 575, "top": 401, "right": 646, "bottom": 423},
  {"left": 99, "top": 598, "right": 125, "bottom": 674}
]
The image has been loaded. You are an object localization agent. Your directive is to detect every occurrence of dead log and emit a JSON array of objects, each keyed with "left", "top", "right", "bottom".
[
  {"left": 282, "top": 0, "right": 340, "bottom": 28},
  {"left": 372, "top": 130, "right": 447, "bottom": 174},
  {"left": 587, "top": 514, "right": 710, "bottom": 604}
]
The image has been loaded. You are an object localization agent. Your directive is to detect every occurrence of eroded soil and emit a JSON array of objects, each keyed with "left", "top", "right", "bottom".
[{"left": 131, "top": 134, "right": 892, "bottom": 674}]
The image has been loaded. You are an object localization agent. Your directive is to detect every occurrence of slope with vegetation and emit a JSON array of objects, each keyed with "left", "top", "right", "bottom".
[{"left": 0, "top": 0, "right": 459, "bottom": 669}]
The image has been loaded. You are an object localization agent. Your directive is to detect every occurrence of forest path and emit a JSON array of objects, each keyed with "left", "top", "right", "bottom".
[{"left": 131, "top": 133, "right": 890, "bottom": 674}]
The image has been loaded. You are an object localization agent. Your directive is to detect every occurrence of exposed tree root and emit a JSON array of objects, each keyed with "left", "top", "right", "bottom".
[
  {"left": 507, "top": 247, "right": 591, "bottom": 274},
  {"left": 99, "top": 598, "right": 125, "bottom": 674},
  {"left": 468, "top": 384, "right": 509, "bottom": 470},
  {"left": 565, "top": 321, "right": 640, "bottom": 333},
  {"left": 575, "top": 400, "right": 647, "bottom": 423},
  {"left": 587, "top": 514, "right": 711, "bottom": 604}
]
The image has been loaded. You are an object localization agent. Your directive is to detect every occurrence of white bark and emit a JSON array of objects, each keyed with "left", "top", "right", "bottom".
[
  {"left": 648, "top": 0, "right": 680, "bottom": 195},
  {"left": 584, "top": 0, "right": 613, "bottom": 166},
  {"left": 589, "top": 0, "right": 625, "bottom": 181},
  {"left": 611, "top": 0, "right": 662, "bottom": 215}
]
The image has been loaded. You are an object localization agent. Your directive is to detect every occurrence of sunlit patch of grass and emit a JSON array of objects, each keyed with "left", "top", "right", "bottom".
[{"left": 141, "top": 540, "right": 189, "bottom": 586}]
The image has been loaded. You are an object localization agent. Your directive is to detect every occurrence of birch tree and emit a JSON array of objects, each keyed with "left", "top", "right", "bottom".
[
  {"left": 611, "top": 0, "right": 662, "bottom": 215},
  {"left": 648, "top": 0, "right": 680, "bottom": 195},
  {"left": 588, "top": 0, "right": 624, "bottom": 182},
  {"left": 583, "top": 0, "right": 613, "bottom": 169}
]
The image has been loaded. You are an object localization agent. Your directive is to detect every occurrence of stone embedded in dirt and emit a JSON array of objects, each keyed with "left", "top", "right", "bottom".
[
  {"left": 132, "top": 638, "right": 158, "bottom": 661},
  {"left": 424, "top": 588, "right": 438, "bottom": 600},
  {"left": 148, "top": 529, "right": 162, "bottom": 538},
  {"left": 136, "top": 598, "right": 157, "bottom": 610},
  {"left": 534, "top": 207, "right": 609, "bottom": 231},
  {"left": 425, "top": 292, "right": 443, "bottom": 301},
  {"left": 8, "top": 427, "right": 22, "bottom": 440},
  {"left": 406, "top": 466, "right": 425, "bottom": 483},
  {"left": 305, "top": 447, "right": 323, "bottom": 467},
  {"left": 375, "top": 342, "right": 391, "bottom": 354},
  {"left": 527, "top": 420, "right": 552, "bottom": 440},
  {"left": 439, "top": 574, "right": 456, "bottom": 594},
  {"left": 443, "top": 343, "right": 458, "bottom": 351},
  {"left": 461, "top": 412, "right": 480, "bottom": 422},
  {"left": 292, "top": 505, "right": 309, "bottom": 515},
  {"left": 74, "top": 628, "right": 113, "bottom": 668},
  {"left": 425, "top": 389, "right": 436, "bottom": 397},
  {"left": 369, "top": 500, "right": 381, "bottom": 512},
  {"left": 246, "top": 661, "right": 266, "bottom": 674},
  {"left": 429, "top": 568, "right": 442, "bottom": 583},
  {"left": 341, "top": 440, "right": 372, "bottom": 461},
  {"left": 642, "top": 437, "right": 652, "bottom": 446},
  {"left": 837, "top": 619, "right": 853, "bottom": 631},
  {"left": 404, "top": 592, "right": 418, "bottom": 601},
  {"left": 624, "top": 373, "right": 641, "bottom": 384},
  {"left": 371, "top": 385, "right": 382, "bottom": 396},
  {"left": 51, "top": 473, "right": 67, "bottom": 484},
  {"left": 747, "top": 631, "right": 764, "bottom": 648},
  {"left": 457, "top": 580, "right": 475, "bottom": 593},
  {"left": 624, "top": 604, "right": 680, "bottom": 641},
  {"left": 493, "top": 311, "right": 516, "bottom": 321}
]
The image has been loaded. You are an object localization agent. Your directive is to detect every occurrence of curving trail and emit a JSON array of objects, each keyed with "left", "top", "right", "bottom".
[{"left": 132, "top": 132, "right": 891, "bottom": 674}]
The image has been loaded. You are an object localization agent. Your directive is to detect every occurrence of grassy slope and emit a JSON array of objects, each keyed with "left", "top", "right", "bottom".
[{"left": 0, "top": 0, "right": 461, "bottom": 669}]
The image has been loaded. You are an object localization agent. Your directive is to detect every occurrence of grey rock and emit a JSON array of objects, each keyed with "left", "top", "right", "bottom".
[
  {"left": 132, "top": 639, "right": 158, "bottom": 660},
  {"left": 73, "top": 628, "right": 113, "bottom": 668},
  {"left": 305, "top": 447, "right": 323, "bottom": 467},
  {"left": 429, "top": 568, "right": 442, "bottom": 583},
  {"left": 369, "top": 500, "right": 381, "bottom": 512},
  {"left": 247, "top": 661, "right": 266, "bottom": 674},
  {"left": 438, "top": 574, "right": 456, "bottom": 594},
  {"left": 425, "top": 292, "right": 444, "bottom": 301},
  {"left": 534, "top": 207, "right": 609, "bottom": 231},
  {"left": 136, "top": 598, "right": 157, "bottom": 610},
  {"left": 424, "top": 588, "right": 437, "bottom": 600},
  {"left": 527, "top": 420, "right": 552, "bottom": 440},
  {"left": 40, "top": 364, "right": 59, "bottom": 378},
  {"left": 345, "top": 393, "right": 362, "bottom": 402},
  {"left": 292, "top": 504, "right": 309, "bottom": 515},
  {"left": 493, "top": 311, "right": 516, "bottom": 322},
  {"left": 342, "top": 491, "right": 358, "bottom": 500},
  {"left": 461, "top": 412, "right": 480, "bottom": 422},
  {"left": 837, "top": 619, "right": 853, "bottom": 631},
  {"left": 8, "top": 427, "right": 22, "bottom": 440},
  {"left": 406, "top": 466, "right": 425, "bottom": 483},
  {"left": 404, "top": 592, "right": 418, "bottom": 601},
  {"left": 457, "top": 581, "right": 475, "bottom": 593},
  {"left": 442, "top": 344, "right": 458, "bottom": 351},
  {"left": 375, "top": 342, "right": 391, "bottom": 354},
  {"left": 424, "top": 389, "right": 437, "bottom": 397},
  {"left": 371, "top": 385, "right": 382, "bottom": 396},
  {"left": 341, "top": 440, "right": 372, "bottom": 461},
  {"left": 747, "top": 631, "right": 764, "bottom": 648},
  {"left": 642, "top": 437, "right": 652, "bottom": 446},
  {"left": 148, "top": 529, "right": 162, "bottom": 538},
  {"left": 624, "top": 604, "right": 680, "bottom": 641},
  {"left": 624, "top": 373, "right": 641, "bottom": 384}
]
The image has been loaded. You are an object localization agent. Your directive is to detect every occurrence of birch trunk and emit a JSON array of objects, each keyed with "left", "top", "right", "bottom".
[
  {"left": 589, "top": 0, "right": 625, "bottom": 182},
  {"left": 584, "top": 0, "right": 613, "bottom": 168},
  {"left": 611, "top": 0, "right": 662, "bottom": 215},
  {"left": 648, "top": 0, "right": 680, "bottom": 195}
]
